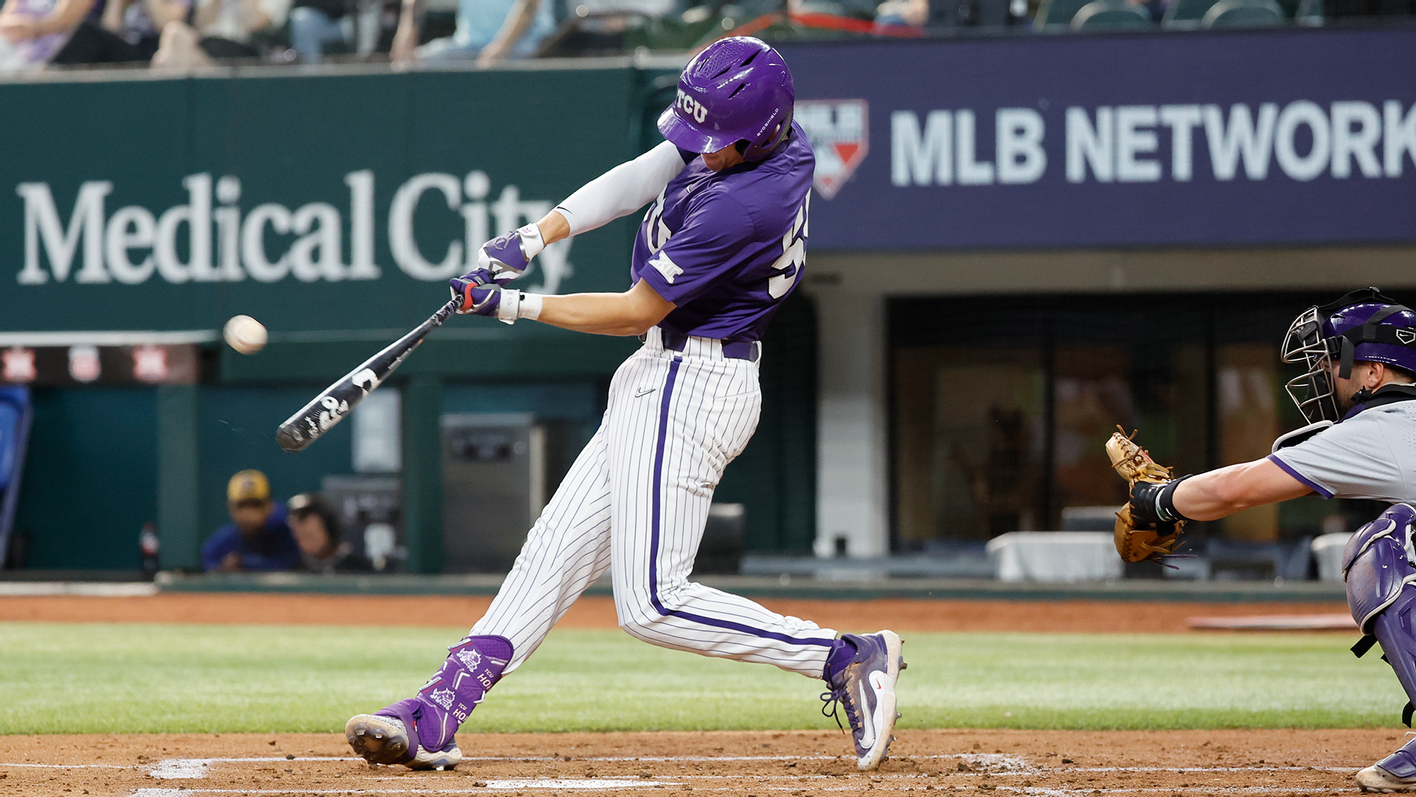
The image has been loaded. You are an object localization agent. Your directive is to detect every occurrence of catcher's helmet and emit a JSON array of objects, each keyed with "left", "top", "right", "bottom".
[
  {"left": 1282, "top": 287, "right": 1416, "bottom": 423},
  {"left": 657, "top": 36, "right": 794, "bottom": 162}
]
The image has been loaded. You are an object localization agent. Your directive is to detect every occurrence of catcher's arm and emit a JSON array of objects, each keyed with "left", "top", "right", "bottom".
[{"left": 1169, "top": 458, "right": 1312, "bottom": 521}]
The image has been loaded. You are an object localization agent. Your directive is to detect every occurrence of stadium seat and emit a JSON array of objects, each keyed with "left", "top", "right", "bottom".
[
  {"left": 1202, "top": 0, "right": 1285, "bottom": 25},
  {"left": 1034, "top": 0, "right": 1093, "bottom": 28},
  {"left": 1071, "top": 0, "right": 1152, "bottom": 28},
  {"left": 1162, "top": 0, "right": 1222, "bottom": 27}
]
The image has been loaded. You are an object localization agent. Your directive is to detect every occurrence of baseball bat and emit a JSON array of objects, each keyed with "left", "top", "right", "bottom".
[{"left": 276, "top": 294, "right": 464, "bottom": 453}]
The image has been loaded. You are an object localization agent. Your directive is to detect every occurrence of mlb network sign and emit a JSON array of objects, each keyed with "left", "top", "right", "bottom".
[
  {"left": 889, "top": 100, "right": 1416, "bottom": 187},
  {"left": 14, "top": 170, "right": 574, "bottom": 291},
  {"left": 781, "top": 32, "right": 1416, "bottom": 249},
  {"left": 797, "top": 99, "right": 1416, "bottom": 196}
]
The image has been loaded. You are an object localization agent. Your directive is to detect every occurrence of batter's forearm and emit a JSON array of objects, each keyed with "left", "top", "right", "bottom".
[
  {"left": 535, "top": 293, "right": 657, "bottom": 336},
  {"left": 534, "top": 210, "right": 570, "bottom": 247}
]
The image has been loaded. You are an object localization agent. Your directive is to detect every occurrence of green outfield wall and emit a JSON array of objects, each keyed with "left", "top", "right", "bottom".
[{"left": 0, "top": 66, "right": 817, "bottom": 571}]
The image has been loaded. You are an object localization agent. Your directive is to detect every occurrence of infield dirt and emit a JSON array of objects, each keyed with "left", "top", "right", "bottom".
[
  {"left": 0, "top": 727, "right": 1397, "bottom": 796},
  {"left": 0, "top": 593, "right": 1380, "bottom": 796}
]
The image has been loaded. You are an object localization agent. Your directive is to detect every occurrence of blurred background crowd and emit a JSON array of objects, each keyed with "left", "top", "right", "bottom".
[{"left": 1, "top": 0, "right": 1410, "bottom": 74}]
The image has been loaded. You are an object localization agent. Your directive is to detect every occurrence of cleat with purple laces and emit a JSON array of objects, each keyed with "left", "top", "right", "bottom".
[
  {"left": 820, "top": 630, "right": 905, "bottom": 771},
  {"left": 346, "top": 635, "right": 513, "bottom": 771}
]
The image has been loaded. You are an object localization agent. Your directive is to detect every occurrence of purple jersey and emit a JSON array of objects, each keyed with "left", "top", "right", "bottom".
[
  {"left": 10, "top": 0, "right": 75, "bottom": 64},
  {"left": 631, "top": 121, "right": 813, "bottom": 342}
]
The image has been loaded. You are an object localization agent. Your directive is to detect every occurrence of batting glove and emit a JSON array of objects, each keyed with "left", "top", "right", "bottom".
[
  {"left": 478, "top": 223, "right": 545, "bottom": 278},
  {"left": 450, "top": 272, "right": 523, "bottom": 324}
]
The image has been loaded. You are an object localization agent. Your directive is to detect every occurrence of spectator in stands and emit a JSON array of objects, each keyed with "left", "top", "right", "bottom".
[
  {"left": 286, "top": 0, "right": 353, "bottom": 64},
  {"left": 0, "top": 0, "right": 149, "bottom": 70},
  {"left": 873, "top": 0, "right": 928, "bottom": 28},
  {"left": 288, "top": 492, "right": 374, "bottom": 574},
  {"left": 150, "top": 0, "right": 288, "bottom": 67},
  {"left": 201, "top": 469, "right": 301, "bottom": 573},
  {"left": 102, "top": 0, "right": 187, "bottom": 59},
  {"left": 388, "top": 0, "right": 553, "bottom": 65}
]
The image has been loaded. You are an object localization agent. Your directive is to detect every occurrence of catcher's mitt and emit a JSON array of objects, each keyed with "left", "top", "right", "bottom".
[{"left": 1105, "top": 426, "right": 1185, "bottom": 563}]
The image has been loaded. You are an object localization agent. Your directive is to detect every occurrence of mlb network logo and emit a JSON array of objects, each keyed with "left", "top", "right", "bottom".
[{"left": 796, "top": 100, "right": 869, "bottom": 200}]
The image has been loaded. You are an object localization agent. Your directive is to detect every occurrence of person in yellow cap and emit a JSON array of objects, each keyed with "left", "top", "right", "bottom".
[{"left": 200, "top": 470, "right": 301, "bottom": 572}]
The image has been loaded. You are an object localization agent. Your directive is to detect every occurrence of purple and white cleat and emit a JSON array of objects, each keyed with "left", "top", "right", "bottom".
[
  {"left": 1359, "top": 736, "right": 1416, "bottom": 792},
  {"left": 346, "top": 635, "right": 513, "bottom": 771},
  {"left": 821, "top": 630, "right": 906, "bottom": 771}
]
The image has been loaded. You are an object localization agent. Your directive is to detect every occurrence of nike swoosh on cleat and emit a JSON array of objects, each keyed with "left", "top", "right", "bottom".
[{"left": 857, "top": 681, "right": 875, "bottom": 749}]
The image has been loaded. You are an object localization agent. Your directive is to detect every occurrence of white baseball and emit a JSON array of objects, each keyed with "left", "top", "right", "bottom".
[{"left": 224, "top": 315, "right": 268, "bottom": 354}]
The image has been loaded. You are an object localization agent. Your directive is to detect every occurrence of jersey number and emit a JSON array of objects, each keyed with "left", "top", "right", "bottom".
[{"left": 768, "top": 194, "right": 808, "bottom": 300}]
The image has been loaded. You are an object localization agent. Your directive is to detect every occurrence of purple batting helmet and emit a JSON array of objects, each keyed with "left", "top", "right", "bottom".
[
  {"left": 1282, "top": 287, "right": 1416, "bottom": 423},
  {"left": 658, "top": 36, "right": 794, "bottom": 162}
]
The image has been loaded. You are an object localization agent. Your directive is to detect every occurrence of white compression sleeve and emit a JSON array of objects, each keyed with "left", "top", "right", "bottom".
[{"left": 554, "top": 141, "right": 691, "bottom": 236}]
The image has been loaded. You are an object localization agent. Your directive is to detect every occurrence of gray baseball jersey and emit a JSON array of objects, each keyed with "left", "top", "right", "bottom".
[{"left": 1268, "top": 400, "right": 1416, "bottom": 502}]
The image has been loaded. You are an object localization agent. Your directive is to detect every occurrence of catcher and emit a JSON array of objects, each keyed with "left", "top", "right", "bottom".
[{"left": 1108, "top": 288, "right": 1416, "bottom": 793}]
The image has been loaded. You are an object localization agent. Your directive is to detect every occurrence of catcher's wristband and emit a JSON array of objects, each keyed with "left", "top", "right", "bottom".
[{"left": 1130, "top": 475, "right": 1193, "bottom": 524}]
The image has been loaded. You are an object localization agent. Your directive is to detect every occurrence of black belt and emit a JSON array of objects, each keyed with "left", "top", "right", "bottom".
[{"left": 652, "top": 330, "right": 760, "bottom": 362}]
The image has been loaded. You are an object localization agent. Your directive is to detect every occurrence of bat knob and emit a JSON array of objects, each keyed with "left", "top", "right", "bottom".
[{"left": 276, "top": 426, "right": 310, "bottom": 453}]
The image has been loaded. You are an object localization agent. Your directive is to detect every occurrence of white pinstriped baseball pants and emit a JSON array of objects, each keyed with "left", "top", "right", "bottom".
[{"left": 468, "top": 328, "right": 838, "bottom": 679}]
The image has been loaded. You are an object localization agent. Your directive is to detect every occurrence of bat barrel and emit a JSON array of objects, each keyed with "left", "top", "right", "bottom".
[{"left": 275, "top": 296, "right": 461, "bottom": 454}]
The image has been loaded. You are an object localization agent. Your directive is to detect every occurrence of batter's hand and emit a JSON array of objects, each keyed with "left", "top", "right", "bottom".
[
  {"left": 450, "top": 271, "right": 499, "bottom": 315},
  {"left": 479, "top": 223, "right": 545, "bottom": 278},
  {"left": 450, "top": 271, "right": 524, "bottom": 324}
]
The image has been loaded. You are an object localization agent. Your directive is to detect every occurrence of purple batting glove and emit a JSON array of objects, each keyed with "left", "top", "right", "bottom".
[
  {"left": 478, "top": 223, "right": 545, "bottom": 277},
  {"left": 449, "top": 271, "right": 501, "bottom": 316}
]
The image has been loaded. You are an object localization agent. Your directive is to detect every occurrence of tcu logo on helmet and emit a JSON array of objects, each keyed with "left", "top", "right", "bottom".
[{"left": 676, "top": 90, "right": 708, "bottom": 124}]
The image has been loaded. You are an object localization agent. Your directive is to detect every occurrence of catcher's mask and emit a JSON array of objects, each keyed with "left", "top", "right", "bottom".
[{"left": 1282, "top": 287, "right": 1416, "bottom": 423}]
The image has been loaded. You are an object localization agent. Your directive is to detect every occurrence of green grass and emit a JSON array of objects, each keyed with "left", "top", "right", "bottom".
[{"left": 0, "top": 623, "right": 1407, "bottom": 734}]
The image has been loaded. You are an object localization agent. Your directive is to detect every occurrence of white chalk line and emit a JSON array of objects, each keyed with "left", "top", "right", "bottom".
[
  {"left": 129, "top": 752, "right": 1030, "bottom": 778},
  {"left": 458, "top": 752, "right": 1029, "bottom": 766},
  {"left": 144, "top": 756, "right": 361, "bottom": 779},
  {"left": 0, "top": 762, "right": 132, "bottom": 769},
  {"left": 2, "top": 753, "right": 1361, "bottom": 778},
  {"left": 1, "top": 753, "right": 1359, "bottom": 778}
]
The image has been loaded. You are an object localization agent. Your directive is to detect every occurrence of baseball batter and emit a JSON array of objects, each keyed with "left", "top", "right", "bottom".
[
  {"left": 345, "top": 37, "right": 905, "bottom": 773},
  {"left": 1113, "top": 288, "right": 1416, "bottom": 793}
]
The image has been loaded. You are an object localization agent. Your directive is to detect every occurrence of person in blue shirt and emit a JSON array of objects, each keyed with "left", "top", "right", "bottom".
[
  {"left": 388, "top": 0, "right": 554, "bottom": 65},
  {"left": 200, "top": 469, "right": 300, "bottom": 573}
]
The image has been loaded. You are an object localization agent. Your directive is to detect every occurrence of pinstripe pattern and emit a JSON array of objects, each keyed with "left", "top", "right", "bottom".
[{"left": 470, "top": 328, "right": 836, "bottom": 679}]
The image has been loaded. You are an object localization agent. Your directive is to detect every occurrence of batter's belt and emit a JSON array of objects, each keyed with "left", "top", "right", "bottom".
[{"left": 643, "top": 327, "right": 761, "bottom": 362}]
